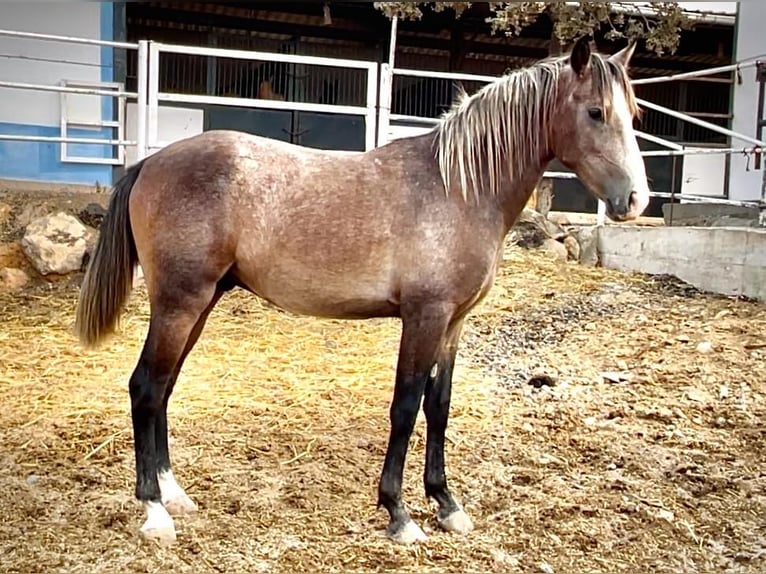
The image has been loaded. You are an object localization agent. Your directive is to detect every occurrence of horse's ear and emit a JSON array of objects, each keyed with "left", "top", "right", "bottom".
[
  {"left": 609, "top": 41, "right": 637, "bottom": 68},
  {"left": 570, "top": 36, "right": 591, "bottom": 76}
]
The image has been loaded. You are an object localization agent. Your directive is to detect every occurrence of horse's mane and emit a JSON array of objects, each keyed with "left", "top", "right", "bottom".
[{"left": 433, "top": 51, "right": 638, "bottom": 201}]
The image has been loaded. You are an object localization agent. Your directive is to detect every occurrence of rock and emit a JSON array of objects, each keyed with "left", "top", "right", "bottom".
[
  {"left": 696, "top": 341, "right": 713, "bottom": 354},
  {"left": 15, "top": 204, "right": 52, "bottom": 230},
  {"left": 78, "top": 203, "right": 107, "bottom": 229},
  {"left": 0, "top": 267, "right": 29, "bottom": 291},
  {"left": 21, "top": 212, "right": 88, "bottom": 275},
  {"left": 512, "top": 208, "right": 567, "bottom": 249},
  {"left": 548, "top": 213, "right": 571, "bottom": 227},
  {"left": 540, "top": 238, "right": 568, "bottom": 261},
  {"left": 574, "top": 225, "right": 599, "bottom": 266},
  {"left": 600, "top": 371, "right": 635, "bottom": 384},
  {"left": 0, "top": 201, "right": 12, "bottom": 227},
  {"left": 563, "top": 235, "right": 580, "bottom": 261},
  {"left": 528, "top": 374, "right": 557, "bottom": 388}
]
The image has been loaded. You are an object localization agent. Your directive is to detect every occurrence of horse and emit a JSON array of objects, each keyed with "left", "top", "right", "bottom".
[{"left": 75, "top": 37, "right": 649, "bottom": 546}]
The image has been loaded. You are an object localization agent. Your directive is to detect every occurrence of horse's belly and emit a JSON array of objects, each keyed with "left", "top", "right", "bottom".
[{"left": 240, "top": 263, "right": 399, "bottom": 319}]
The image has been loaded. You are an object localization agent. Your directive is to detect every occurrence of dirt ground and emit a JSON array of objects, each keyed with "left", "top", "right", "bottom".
[{"left": 0, "top": 189, "right": 765, "bottom": 573}]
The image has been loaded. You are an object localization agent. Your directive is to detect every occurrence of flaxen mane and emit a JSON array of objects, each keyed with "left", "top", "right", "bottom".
[{"left": 433, "top": 51, "right": 639, "bottom": 201}]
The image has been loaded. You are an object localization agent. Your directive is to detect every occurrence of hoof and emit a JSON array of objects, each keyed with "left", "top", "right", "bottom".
[
  {"left": 140, "top": 501, "right": 177, "bottom": 545},
  {"left": 438, "top": 509, "right": 474, "bottom": 535},
  {"left": 163, "top": 494, "right": 198, "bottom": 517},
  {"left": 387, "top": 519, "right": 428, "bottom": 545},
  {"left": 140, "top": 524, "right": 177, "bottom": 546}
]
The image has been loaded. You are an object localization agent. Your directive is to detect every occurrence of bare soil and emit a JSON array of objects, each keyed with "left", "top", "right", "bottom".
[{"left": 0, "top": 189, "right": 764, "bottom": 574}]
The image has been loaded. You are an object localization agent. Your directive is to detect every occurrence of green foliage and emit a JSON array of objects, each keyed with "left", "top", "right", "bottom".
[{"left": 373, "top": 2, "right": 694, "bottom": 55}]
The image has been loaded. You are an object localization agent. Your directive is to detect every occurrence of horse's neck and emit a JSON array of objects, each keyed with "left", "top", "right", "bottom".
[{"left": 495, "top": 152, "right": 553, "bottom": 233}]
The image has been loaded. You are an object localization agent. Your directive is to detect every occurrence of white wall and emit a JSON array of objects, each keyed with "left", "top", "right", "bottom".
[
  {"left": 0, "top": 3, "right": 103, "bottom": 126},
  {"left": 125, "top": 103, "right": 204, "bottom": 166},
  {"left": 728, "top": 2, "right": 765, "bottom": 201}
]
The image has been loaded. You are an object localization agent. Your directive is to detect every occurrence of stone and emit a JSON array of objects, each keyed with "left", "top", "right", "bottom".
[
  {"left": 21, "top": 212, "right": 88, "bottom": 275},
  {"left": 78, "top": 203, "right": 108, "bottom": 229},
  {"left": 0, "top": 267, "right": 30, "bottom": 291},
  {"left": 15, "top": 204, "right": 52, "bottom": 230},
  {"left": 563, "top": 235, "right": 580, "bottom": 261},
  {"left": 512, "top": 208, "right": 568, "bottom": 249},
  {"left": 574, "top": 225, "right": 599, "bottom": 266},
  {"left": 540, "top": 238, "right": 568, "bottom": 261},
  {"left": 0, "top": 201, "right": 12, "bottom": 227}
]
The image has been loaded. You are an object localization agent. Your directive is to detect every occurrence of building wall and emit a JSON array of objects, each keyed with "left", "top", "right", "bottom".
[
  {"left": 729, "top": 2, "right": 764, "bottom": 201},
  {"left": 0, "top": 2, "right": 114, "bottom": 185}
]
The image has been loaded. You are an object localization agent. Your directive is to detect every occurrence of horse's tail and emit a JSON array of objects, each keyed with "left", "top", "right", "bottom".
[{"left": 75, "top": 159, "right": 146, "bottom": 348}]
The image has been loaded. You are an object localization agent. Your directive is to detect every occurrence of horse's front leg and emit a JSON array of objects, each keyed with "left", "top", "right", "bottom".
[
  {"left": 423, "top": 318, "right": 474, "bottom": 534},
  {"left": 377, "top": 302, "right": 452, "bottom": 544}
]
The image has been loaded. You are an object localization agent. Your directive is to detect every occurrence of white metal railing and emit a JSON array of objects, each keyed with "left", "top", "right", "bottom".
[
  {"left": 0, "top": 29, "right": 142, "bottom": 166},
  {"left": 1, "top": 26, "right": 764, "bottom": 222},
  {"left": 145, "top": 42, "right": 379, "bottom": 154},
  {"left": 380, "top": 59, "right": 766, "bottom": 225}
]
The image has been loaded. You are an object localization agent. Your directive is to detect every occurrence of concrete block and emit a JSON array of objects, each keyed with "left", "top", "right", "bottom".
[
  {"left": 597, "top": 225, "right": 766, "bottom": 302},
  {"left": 662, "top": 203, "right": 759, "bottom": 227}
]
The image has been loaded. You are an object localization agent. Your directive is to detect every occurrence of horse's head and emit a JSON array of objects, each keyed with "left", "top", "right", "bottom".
[{"left": 550, "top": 37, "right": 650, "bottom": 222}]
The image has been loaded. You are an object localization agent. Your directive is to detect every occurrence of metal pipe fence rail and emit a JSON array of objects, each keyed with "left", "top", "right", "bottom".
[
  {"left": 2, "top": 27, "right": 765, "bottom": 224},
  {"left": 0, "top": 29, "right": 145, "bottom": 166},
  {"left": 146, "top": 42, "right": 379, "bottom": 154},
  {"left": 381, "top": 60, "right": 766, "bottom": 225}
]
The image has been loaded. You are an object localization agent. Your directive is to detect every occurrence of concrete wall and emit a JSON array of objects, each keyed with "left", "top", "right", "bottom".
[
  {"left": 0, "top": 2, "right": 114, "bottom": 185},
  {"left": 728, "top": 2, "right": 765, "bottom": 201},
  {"left": 598, "top": 225, "right": 766, "bottom": 301}
]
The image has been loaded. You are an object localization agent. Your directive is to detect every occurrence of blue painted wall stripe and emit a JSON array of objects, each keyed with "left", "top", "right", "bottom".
[
  {"left": 0, "top": 3, "right": 115, "bottom": 185},
  {"left": 0, "top": 122, "right": 112, "bottom": 185}
]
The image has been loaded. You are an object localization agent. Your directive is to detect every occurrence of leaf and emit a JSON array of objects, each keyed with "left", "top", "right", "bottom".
[{"left": 373, "top": 2, "right": 692, "bottom": 55}]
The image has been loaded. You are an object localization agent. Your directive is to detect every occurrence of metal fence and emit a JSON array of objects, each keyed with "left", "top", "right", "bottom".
[
  {"left": 1, "top": 27, "right": 764, "bottom": 224},
  {"left": 378, "top": 57, "right": 766, "bottom": 224},
  {"left": 0, "top": 28, "right": 139, "bottom": 165}
]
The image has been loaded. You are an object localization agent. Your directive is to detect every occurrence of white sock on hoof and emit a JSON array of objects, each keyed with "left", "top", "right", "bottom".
[
  {"left": 158, "top": 470, "right": 197, "bottom": 515},
  {"left": 387, "top": 519, "right": 428, "bottom": 545},
  {"left": 140, "top": 501, "right": 177, "bottom": 544},
  {"left": 438, "top": 508, "right": 474, "bottom": 535}
]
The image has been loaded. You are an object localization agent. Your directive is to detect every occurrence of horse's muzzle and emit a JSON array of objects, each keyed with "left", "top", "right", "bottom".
[{"left": 604, "top": 191, "right": 648, "bottom": 222}]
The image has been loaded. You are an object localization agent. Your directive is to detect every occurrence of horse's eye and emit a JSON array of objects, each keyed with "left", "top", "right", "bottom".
[{"left": 588, "top": 107, "right": 604, "bottom": 121}]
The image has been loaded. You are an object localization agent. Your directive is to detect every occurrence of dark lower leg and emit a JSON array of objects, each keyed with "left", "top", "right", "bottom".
[
  {"left": 377, "top": 372, "right": 430, "bottom": 532},
  {"left": 423, "top": 352, "right": 459, "bottom": 518},
  {"left": 424, "top": 318, "right": 465, "bottom": 521},
  {"left": 130, "top": 357, "right": 172, "bottom": 502}
]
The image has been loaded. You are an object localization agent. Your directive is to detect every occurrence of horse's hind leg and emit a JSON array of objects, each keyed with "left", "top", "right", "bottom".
[
  {"left": 130, "top": 280, "right": 219, "bottom": 544},
  {"left": 155, "top": 290, "right": 224, "bottom": 517},
  {"left": 423, "top": 318, "right": 474, "bottom": 535}
]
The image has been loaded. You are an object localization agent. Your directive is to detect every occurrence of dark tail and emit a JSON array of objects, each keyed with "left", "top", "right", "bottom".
[{"left": 75, "top": 160, "right": 146, "bottom": 348}]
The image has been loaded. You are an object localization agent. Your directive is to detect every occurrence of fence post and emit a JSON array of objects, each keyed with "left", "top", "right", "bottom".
[
  {"left": 365, "top": 63, "right": 378, "bottom": 151},
  {"left": 596, "top": 199, "right": 607, "bottom": 226},
  {"left": 378, "top": 63, "right": 391, "bottom": 148},
  {"left": 136, "top": 40, "right": 148, "bottom": 161},
  {"left": 147, "top": 41, "right": 160, "bottom": 154}
]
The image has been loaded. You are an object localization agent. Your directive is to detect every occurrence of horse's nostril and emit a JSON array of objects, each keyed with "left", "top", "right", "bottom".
[{"left": 628, "top": 191, "right": 638, "bottom": 211}]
